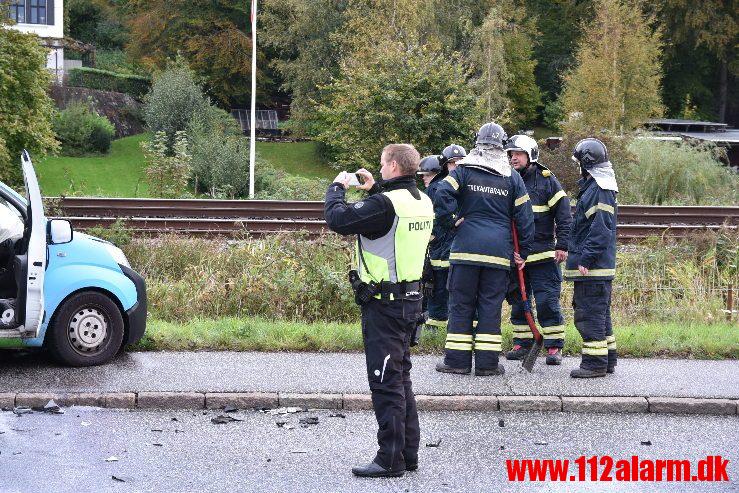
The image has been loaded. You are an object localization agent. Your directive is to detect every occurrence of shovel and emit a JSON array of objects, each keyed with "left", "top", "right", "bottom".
[{"left": 511, "top": 222, "right": 543, "bottom": 372}]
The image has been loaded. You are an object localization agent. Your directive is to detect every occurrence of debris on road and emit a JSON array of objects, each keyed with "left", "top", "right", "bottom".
[
  {"left": 211, "top": 415, "right": 243, "bottom": 425},
  {"left": 299, "top": 417, "right": 319, "bottom": 426},
  {"left": 641, "top": 440, "right": 652, "bottom": 446},
  {"left": 328, "top": 413, "right": 346, "bottom": 419},
  {"left": 498, "top": 419, "right": 504, "bottom": 427},
  {"left": 223, "top": 406, "right": 238, "bottom": 413},
  {"left": 426, "top": 439, "right": 442, "bottom": 448},
  {"left": 534, "top": 441, "right": 548, "bottom": 445},
  {"left": 12, "top": 407, "right": 32, "bottom": 416},
  {"left": 111, "top": 476, "right": 126, "bottom": 483},
  {"left": 105, "top": 456, "right": 119, "bottom": 462},
  {"left": 266, "top": 407, "right": 306, "bottom": 416}
]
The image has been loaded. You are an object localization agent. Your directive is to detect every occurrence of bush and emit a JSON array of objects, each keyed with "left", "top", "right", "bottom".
[
  {"left": 53, "top": 102, "right": 115, "bottom": 156},
  {"left": 67, "top": 67, "right": 151, "bottom": 99},
  {"left": 537, "top": 129, "right": 635, "bottom": 195},
  {"left": 95, "top": 49, "right": 150, "bottom": 77},
  {"left": 622, "top": 138, "right": 739, "bottom": 205},
  {"left": 123, "top": 232, "right": 737, "bottom": 324},
  {"left": 142, "top": 58, "right": 209, "bottom": 147},
  {"left": 142, "top": 131, "right": 191, "bottom": 198}
]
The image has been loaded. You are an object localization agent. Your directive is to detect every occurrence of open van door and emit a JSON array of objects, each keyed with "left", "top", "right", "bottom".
[{"left": 16, "top": 151, "right": 45, "bottom": 338}]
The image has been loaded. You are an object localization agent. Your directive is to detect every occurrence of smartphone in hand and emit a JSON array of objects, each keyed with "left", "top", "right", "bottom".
[{"left": 346, "top": 172, "right": 362, "bottom": 186}]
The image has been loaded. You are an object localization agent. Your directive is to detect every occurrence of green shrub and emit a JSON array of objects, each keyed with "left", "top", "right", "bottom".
[
  {"left": 67, "top": 67, "right": 151, "bottom": 99},
  {"left": 142, "top": 58, "right": 209, "bottom": 146},
  {"left": 95, "top": 49, "right": 150, "bottom": 77},
  {"left": 623, "top": 138, "right": 739, "bottom": 205},
  {"left": 53, "top": 102, "right": 115, "bottom": 156},
  {"left": 123, "top": 232, "right": 737, "bottom": 324},
  {"left": 142, "top": 131, "right": 191, "bottom": 198}
]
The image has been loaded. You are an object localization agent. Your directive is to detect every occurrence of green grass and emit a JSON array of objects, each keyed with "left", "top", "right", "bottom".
[
  {"left": 36, "top": 135, "right": 332, "bottom": 197},
  {"left": 37, "top": 133, "right": 150, "bottom": 197},
  {"left": 135, "top": 318, "right": 739, "bottom": 359},
  {"left": 256, "top": 141, "right": 334, "bottom": 180}
]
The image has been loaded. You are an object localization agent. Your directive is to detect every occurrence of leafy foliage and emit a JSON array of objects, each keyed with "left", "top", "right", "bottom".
[
  {"left": 67, "top": 67, "right": 151, "bottom": 98},
  {"left": 314, "top": 44, "right": 480, "bottom": 172},
  {"left": 561, "top": 0, "right": 664, "bottom": 132},
  {"left": 142, "top": 58, "right": 209, "bottom": 147},
  {"left": 0, "top": 21, "right": 59, "bottom": 187},
  {"left": 53, "top": 102, "right": 116, "bottom": 155},
  {"left": 622, "top": 138, "right": 739, "bottom": 205},
  {"left": 142, "top": 131, "right": 191, "bottom": 198},
  {"left": 125, "top": 0, "right": 268, "bottom": 107}
]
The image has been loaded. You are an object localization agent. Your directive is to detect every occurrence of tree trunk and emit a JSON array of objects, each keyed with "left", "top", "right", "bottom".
[{"left": 718, "top": 58, "right": 727, "bottom": 123}]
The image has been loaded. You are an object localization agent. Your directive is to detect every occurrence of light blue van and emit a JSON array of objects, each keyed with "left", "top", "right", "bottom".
[{"left": 0, "top": 152, "right": 146, "bottom": 366}]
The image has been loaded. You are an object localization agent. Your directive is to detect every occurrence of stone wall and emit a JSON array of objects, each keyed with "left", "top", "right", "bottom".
[{"left": 49, "top": 85, "right": 146, "bottom": 138}]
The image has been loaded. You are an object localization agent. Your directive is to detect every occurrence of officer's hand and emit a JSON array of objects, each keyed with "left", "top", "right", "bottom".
[
  {"left": 514, "top": 252, "right": 526, "bottom": 270},
  {"left": 554, "top": 250, "right": 568, "bottom": 263},
  {"left": 454, "top": 217, "right": 465, "bottom": 227},
  {"left": 355, "top": 168, "right": 375, "bottom": 191},
  {"left": 332, "top": 172, "right": 351, "bottom": 189},
  {"left": 578, "top": 265, "right": 589, "bottom": 276}
]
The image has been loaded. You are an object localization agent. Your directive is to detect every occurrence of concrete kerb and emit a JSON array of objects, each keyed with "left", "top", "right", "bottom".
[{"left": 0, "top": 392, "right": 737, "bottom": 415}]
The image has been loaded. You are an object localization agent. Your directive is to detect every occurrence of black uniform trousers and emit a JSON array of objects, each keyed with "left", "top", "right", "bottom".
[
  {"left": 572, "top": 280, "right": 617, "bottom": 371},
  {"left": 360, "top": 296, "right": 422, "bottom": 471},
  {"left": 444, "top": 264, "right": 508, "bottom": 370},
  {"left": 426, "top": 267, "right": 449, "bottom": 327},
  {"left": 511, "top": 261, "right": 565, "bottom": 349}
]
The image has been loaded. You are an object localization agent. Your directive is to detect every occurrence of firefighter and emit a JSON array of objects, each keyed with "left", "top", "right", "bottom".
[
  {"left": 325, "top": 144, "right": 433, "bottom": 476},
  {"left": 419, "top": 146, "right": 467, "bottom": 332},
  {"left": 504, "top": 135, "right": 572, "bottom": 365},
  {"left": 564, "top": 138, "right": 618, "bottom": 378},
  {"left": 433, "top": 123, "right": 534, "bottom": 376}
]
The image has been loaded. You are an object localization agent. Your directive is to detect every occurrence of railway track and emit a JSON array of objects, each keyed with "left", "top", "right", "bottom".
[{"left": 49, "top": 197, "right": 738, "bottom": 239}]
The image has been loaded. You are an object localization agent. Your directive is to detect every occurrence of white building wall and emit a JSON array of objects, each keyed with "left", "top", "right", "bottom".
[{"left": 9, "top": 1, "right": 65, "bottom": 81}]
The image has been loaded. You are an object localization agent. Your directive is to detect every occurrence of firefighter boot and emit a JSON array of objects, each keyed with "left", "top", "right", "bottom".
[
  {"left": 570, "top": 367, "right": 607, "bottom": 378},
  {"left": 505, "top": 344, "right": 530, "bottom": 361},
  {"left": 545, "top": 348, "right": 562, "bottom": 365}
]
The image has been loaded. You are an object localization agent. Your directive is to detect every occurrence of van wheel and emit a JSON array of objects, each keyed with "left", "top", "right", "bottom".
[{"left": 46, "top": 291, "right": 124, "bottom": 367}]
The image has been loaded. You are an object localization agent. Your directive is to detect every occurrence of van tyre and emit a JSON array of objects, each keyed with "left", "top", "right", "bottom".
[{"left": 46, "top": 291, "right": 124, "bottom": 367}]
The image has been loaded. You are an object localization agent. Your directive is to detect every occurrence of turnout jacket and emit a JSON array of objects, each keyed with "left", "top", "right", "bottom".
[
  {"left": 564, "top": 177, "right": 618, "bottom": 281},
  {"left": 518, "top": 163, "right": 572, "bottom": 264},
  {"left": 434, "top": 165, "right": 535, "bottom": 270},
  {"left": 426, "top": 173, "right": 455, "bottom": 269}
]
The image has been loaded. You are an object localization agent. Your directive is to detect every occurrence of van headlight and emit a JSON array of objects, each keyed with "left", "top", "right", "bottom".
[{"left": 104, "top": 243, "right": 130, "bottom": 268}]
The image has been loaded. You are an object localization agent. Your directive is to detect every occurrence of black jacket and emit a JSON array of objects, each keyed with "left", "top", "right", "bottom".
[
  {"left": 324, "top": 175, "right": 422, "bottom": 238},
  {"left": 518, "top": 163, "right": 572, "bottom": 264},
  {"left": 434, "top": 165, "right": 535, "bottom": 270}
]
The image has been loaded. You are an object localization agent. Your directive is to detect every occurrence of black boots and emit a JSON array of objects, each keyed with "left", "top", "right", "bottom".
[
  {"left": 570, "top": 367, "right": 607, "bottom": 378},
  {"left": 505, "top": 344, "right": 530, "bottom": 360},
  {"left": 435, "top": 362, "right": 471, "bottom": 374},
  {"left": 545, "top": 348, "right": 563, "bottom": 365},
  {"left": 352, "top": 461, "right": 404, "bottom": 478},
  {"left": 474, "top": 364, "right": 505, "bottom": 376}
]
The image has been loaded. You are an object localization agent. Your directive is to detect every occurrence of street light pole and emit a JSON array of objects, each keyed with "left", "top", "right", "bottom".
[{"left": 248, "top": 0, "right": 257, "bottom": 198}]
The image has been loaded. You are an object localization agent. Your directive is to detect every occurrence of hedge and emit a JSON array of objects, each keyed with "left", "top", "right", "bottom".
[{"left": 67, "top": 67, "right": 151, "bottom": 99}]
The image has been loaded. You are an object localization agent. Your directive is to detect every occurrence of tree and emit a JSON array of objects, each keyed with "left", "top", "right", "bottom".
[
  {"left": 261, "top": 0, "right": 348, "bottom": 135},
  {"left": 125, "top": 0, "right": 269, "bottom": 107},
  {"left": 314, "top": 44, "right": 480, "bottom": 172},
  {"left": 0, "top": 20, "right": 58, "bottom": 188},
  {"left": 561, "top": 0, "right": 663, "bottom": 133},
  {"left": 658, "top": 0, "right": 737, "bottom": 123}
]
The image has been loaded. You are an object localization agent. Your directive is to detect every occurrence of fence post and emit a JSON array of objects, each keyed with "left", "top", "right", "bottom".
[{"left": 727, "top": 284, "right": 734, "bottom": 322}]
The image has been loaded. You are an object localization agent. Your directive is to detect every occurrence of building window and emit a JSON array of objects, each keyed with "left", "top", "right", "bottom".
[
  {"left": 9, "top": 1, "right": 26, "bottom": 23},
  {"left": 29, "top": 0, "right": 46, "bottom": 24}
]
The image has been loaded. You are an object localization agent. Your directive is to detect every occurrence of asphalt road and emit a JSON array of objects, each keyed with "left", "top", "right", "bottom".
[
  {"left": 0, "top": 350, "right": 737, "bottom": 399},
  {"left": 1, "top": 407, "right": 736, "bottom": 493}
]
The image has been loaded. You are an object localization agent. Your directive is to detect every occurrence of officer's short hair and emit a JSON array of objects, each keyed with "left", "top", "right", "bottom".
[{"left": 383, "top": 144, "right": 421, "bottom": 175}]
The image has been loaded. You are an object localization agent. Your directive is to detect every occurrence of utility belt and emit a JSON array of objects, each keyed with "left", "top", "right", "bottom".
[{"left": 349, "top": 270, "right": 421, "bottom": 305}]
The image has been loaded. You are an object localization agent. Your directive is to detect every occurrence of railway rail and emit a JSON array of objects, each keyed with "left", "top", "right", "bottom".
[{"left": 49, "top": 197, "right": 738, "bottom": 239}]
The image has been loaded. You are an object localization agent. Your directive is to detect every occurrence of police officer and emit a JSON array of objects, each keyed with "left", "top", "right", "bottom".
[
  {"left": 434, "top": 123, "right": 534, "bottom": 376},
  {"left": 564, "top": 138, "right": 618, "bottom": 378},
  {"left": 418, "top": 145, "right": 467, "bottom": 331},
  {"left": 504, "top": 135, "right": 572, "bottom": 365},
  {"left": 324, "top": 144, "right": 434, "bottom": 477}
]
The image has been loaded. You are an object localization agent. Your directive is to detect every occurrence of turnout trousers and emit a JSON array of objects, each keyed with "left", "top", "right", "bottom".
[
  {"left": 444, "top": 264, "right": 508, "bottom": 370},
  {"left": 572, "top": 280, "right": 617, "bottom": 371},
  {"left": 360, "top": 296, "right": 422, "bottom": 471},
  {"left": 426, "top": 267, "right": 449, "bottom": 329},
  {"left": 511, "top": 261, "right": 565, "bottom": 349}
]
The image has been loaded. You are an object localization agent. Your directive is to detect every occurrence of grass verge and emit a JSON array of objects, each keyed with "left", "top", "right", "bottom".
[
  {"left": 37, "top": 133, "right": 150, "bottom": 197},
  {"left": 256, "top": 141, "right": 334, "bottom": 180},
  {"left": 135, "top": 318, "right": 738, "bottom": 359}
]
